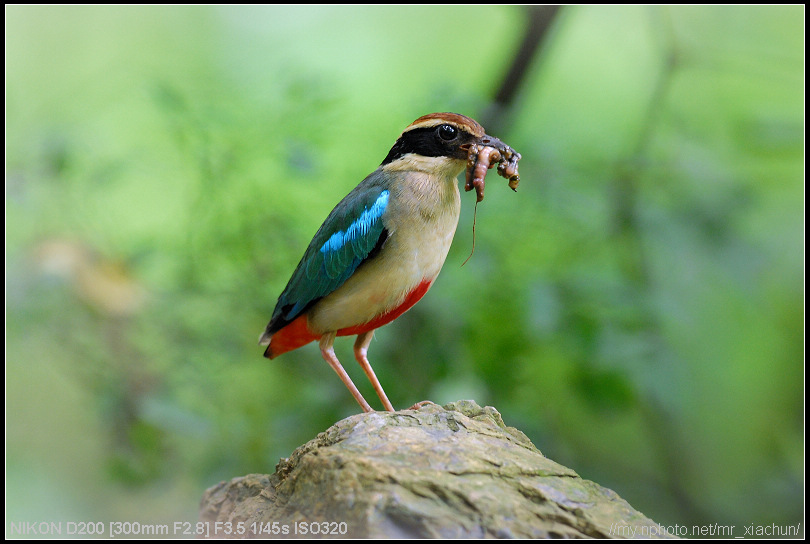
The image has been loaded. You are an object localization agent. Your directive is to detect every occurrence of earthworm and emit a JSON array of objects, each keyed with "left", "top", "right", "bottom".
[
  {"left": 460, "top": 139, "right": 522, "bottom": 265},
  {"left": 465, "top": 144, "right": 502, "bottom": 203},
  {"left": 463, "top": 142, "right": 521, "bottom": 202}
]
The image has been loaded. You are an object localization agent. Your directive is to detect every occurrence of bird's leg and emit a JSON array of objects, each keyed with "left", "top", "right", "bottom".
[
  {"left": 319, "top": 332, "right": 373, "bottom": 413},
  {"left": 354, "top": 331, "right": 396, "bottom": 412}
]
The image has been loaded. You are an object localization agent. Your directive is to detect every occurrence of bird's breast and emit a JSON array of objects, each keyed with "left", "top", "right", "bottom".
[{"left": 308, "top": 169, "right": 462, "bottom": 334}]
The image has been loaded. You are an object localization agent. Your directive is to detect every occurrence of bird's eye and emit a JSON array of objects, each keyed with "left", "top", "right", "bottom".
[{"left": 437, "top": 124, "right": 457, "bottom": 141}]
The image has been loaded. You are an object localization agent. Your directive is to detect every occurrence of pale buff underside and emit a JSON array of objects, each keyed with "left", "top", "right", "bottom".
[{"left": 307, "top": 155, "right": 465, "bottom": 334}]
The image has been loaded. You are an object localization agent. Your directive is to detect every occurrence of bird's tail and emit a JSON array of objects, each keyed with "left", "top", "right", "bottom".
[{"left": 259, "top": 314, "right": 319, "bottom": 359}]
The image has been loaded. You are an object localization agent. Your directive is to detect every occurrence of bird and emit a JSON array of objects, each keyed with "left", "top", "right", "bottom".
[{"left": 259, "top": 112, "right": 514, "bottom": 413}]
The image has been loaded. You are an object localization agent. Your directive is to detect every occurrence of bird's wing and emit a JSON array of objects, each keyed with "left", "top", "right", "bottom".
[{"left": 263, "top": 179, "right": 391, "bottom": 337}]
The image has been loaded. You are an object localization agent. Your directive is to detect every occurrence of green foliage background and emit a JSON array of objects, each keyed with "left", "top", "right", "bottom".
[{"left": 6, "top": 5, "right": 803, "bottom": 533}]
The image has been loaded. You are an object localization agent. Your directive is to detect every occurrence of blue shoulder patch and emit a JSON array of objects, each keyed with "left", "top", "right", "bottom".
[{"left": 319, "top": 190, "right": 389, "bottom": 255}]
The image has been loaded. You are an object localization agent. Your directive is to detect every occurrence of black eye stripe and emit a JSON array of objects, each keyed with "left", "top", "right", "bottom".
[{"left": 381, "top": 125, "right": 471, "bottom": 165}]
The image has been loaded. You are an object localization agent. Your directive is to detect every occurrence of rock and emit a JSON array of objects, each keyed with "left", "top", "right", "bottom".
[{"left": 199, "top": 400, "right": 674, "bottom": 538}]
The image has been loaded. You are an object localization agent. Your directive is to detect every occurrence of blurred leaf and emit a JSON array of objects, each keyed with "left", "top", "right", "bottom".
[{"left": 571, "top": 366, "right": 638, "bottom": 415}]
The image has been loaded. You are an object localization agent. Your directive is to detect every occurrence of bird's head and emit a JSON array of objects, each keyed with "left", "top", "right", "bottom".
[{"left": 380, "top": 112, "right": 510, "bottom": 178}]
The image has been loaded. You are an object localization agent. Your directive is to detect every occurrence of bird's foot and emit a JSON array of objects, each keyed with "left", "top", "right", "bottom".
[{"left": 407, "top": 400, "right": 437, "bottom": 410}]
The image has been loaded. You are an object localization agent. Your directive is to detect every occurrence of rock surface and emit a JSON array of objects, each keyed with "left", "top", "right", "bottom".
[{"left": 199, "top": 400, "right": 673, "bottom": 538}]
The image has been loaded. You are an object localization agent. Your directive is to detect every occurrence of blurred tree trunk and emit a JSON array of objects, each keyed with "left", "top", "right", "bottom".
[{"left": 482, "top": 5, "right": 561, "bottom": 134}]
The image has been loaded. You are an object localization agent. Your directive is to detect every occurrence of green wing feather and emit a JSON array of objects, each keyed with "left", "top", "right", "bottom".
[{"left": 263, "top": 172, "right": 390, "bottom": 337}]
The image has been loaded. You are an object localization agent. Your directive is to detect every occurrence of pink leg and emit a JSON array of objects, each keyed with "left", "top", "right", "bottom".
[
  {"left": 354, "top": 331, "right": 395, "bottom": 412},
  {"left": 320, "top": 333, "right": 373, "bottom": 413}
]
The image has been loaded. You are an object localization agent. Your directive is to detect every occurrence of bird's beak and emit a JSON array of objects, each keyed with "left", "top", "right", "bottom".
[
  {"left": 476, "top": 134, "right": 521, "bottom": 162},
  {"left": 478, "top": 134, "right": 508, "bottom": 149},
  {"left": 461, "top": 132, "right": 522, "bottom": 203}
]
